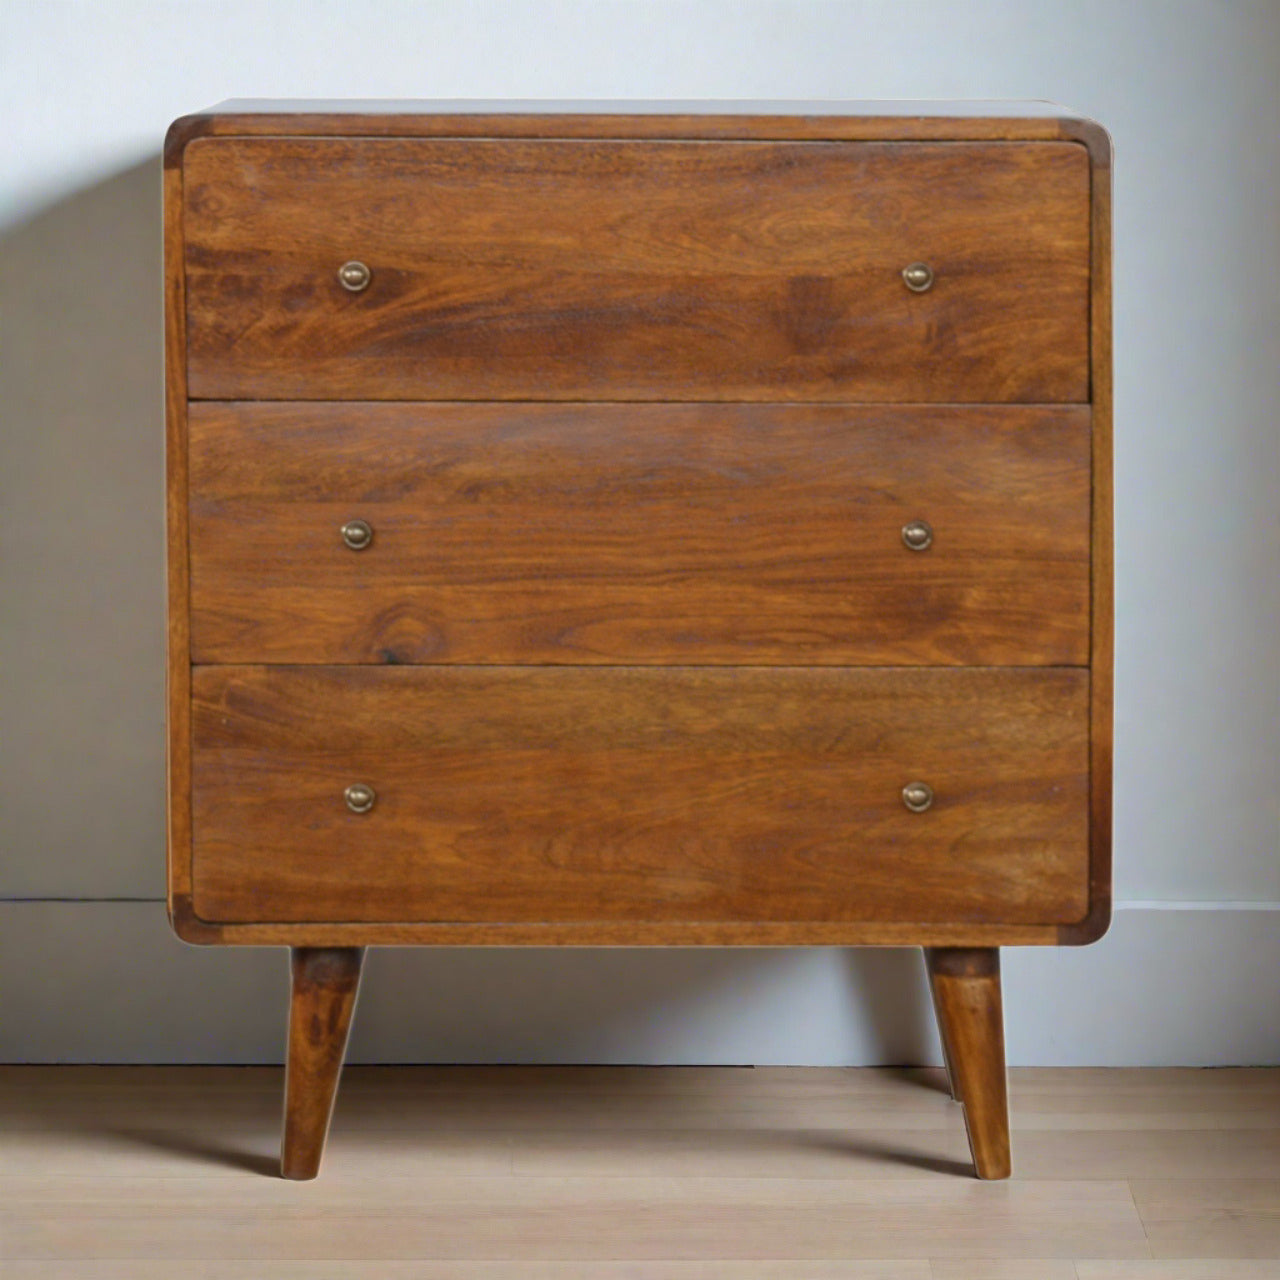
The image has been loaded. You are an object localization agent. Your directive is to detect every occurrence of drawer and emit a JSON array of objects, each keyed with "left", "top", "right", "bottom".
[
  {"left": 188, "top": 402, "right": 1091, "bottom": 666},
  {"left": 182, "top": 138, "right": 1090, "bottom": 402},
  {"left": 190, "top": 665, "right": 1090, "bottom": 926}
]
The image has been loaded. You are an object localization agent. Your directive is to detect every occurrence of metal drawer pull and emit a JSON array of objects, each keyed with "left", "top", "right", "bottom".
[
  {"left": 340, "top": 519, "right": 373, "bottom": 550},
  {"left": 902, "top": 781, "right": 934, "bottom": 813},
  {"left": 344, "top": 783, "right": 376, "bottom": 814},
  {"left": 338, "top": 260, "right": 372, "bottom": 292},
  {"left": 902, "top": 261, "right": 934, "bottom": 292},
  {"left": 901, "top": 519, "right": 933, "bottom": 551}
]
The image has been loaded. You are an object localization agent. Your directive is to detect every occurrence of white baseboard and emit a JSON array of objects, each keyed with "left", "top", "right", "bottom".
[{"left": 2, "top": 900, "right": 1276, "bottom": 1065}]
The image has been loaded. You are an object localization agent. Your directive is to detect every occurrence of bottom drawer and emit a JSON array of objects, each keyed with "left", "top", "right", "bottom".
[{"left": 190, "top": 666, "right": 1089, "bottom": 927}]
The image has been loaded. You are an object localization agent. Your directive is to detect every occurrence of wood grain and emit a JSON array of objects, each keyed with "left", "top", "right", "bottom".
[
  {"left": 281, "top": 947, "right": 364, "bottom": 1180},
  {"left": 1130, "top": 1180, "right": 1280, "bottom": 1259},
  {"left": 11, "top": 1064, "right": 1277, "bottom": 1268},
  {"left": 1065, "top": 120, "right": 1115, "bottom": 945},
  {"left": 1076, "top": 1266, "right": 1280, "bottom": 1279},
  {"left": 4, "top": 1064, "right": 1275, "bottom": 1156},
  {"left": 163, "top": 140, "right": 192, "bottom": 923},
  {"left": 163, "top": 101, "right": 1113, "bottom": 155},
  {"left": 166, "top": 905, "right": 1071, "bottom": 948},
  {"left": 187, "top": 402, "right": 1091, "bottom": 666},
  {"left": 925, "top": 948, "right": 1011, "bottom": 1179},
  {"left": 165, "top": 107, "right": 1112, "bottom": 951},
  {"left": 929, "top": 1265, "right": 1077, "bottom": 1280},
  {"left": 0, "top": 1264, "right": 931, "bottom": 1280},
  {"left": 182, "top": 138, "right": 1090, "bottom": 403},
  {"left": 189, "top": 665, "right": 1089, "bottom": 928},
  {"left": 0, "top": 1175, "right": 1148, "bottom": 1262}
]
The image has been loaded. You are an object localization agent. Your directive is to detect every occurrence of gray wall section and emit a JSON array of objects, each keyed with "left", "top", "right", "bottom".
[
  {"left": 1, "top": 0, "right": 1278, "bottom": 1062},
  {"left": 1, "top": 159, "right": 166, "bottom": 900},
  {"left": 3, "top": 903, "right": 1277, "bottom": 1065}
]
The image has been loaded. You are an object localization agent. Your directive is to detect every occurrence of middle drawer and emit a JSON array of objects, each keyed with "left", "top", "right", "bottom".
[{"left": 188, "top": 401, "right": 1090, "bottom": 666}]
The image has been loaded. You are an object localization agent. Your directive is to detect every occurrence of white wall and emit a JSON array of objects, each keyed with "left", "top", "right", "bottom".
[{"left": 2, "top": 0, "right": 1278, "bottom": 1063}]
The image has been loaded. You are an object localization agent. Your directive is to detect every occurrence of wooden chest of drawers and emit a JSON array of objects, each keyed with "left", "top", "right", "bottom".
[{"left": 164, "top": 100, "right": 1112, "bottom": 1180}]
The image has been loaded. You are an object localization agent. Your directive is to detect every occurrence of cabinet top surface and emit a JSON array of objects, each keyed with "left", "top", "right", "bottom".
[
  {"left": 196, "top": 98, "right": 1083, "bottom": 117},
  {"left": 168, "top": 100, "right": 1110, "bottom": 160}
]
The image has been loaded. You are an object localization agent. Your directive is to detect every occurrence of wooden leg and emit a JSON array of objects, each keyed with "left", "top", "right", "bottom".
[
  {"left": 281, "top": 946, "right": 365, "bottom": 1180},
  {"left": 924, "top": 946, "right": 1011, "bottom": 1180},
  {"left": 926, "top": 957, "right": 963, "bottom": 1103}
]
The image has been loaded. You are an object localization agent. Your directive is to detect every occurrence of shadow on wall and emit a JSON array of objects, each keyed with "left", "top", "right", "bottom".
[
  {"left": 0, "top": 159, "right": 939, "bottom": 1066},
  {"left": 0, "top": 156, "right": 167, "bottom": 899},
  {"left": 354, "top": 946, "right": 939, "bottom": 1065}
]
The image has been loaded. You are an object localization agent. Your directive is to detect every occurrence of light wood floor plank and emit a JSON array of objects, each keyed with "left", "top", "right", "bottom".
[
  {"left": 508, "top": 1127, "right": 974, "bottom": 1179},
  {"left": 1131, "top": 1179, "right": 1280, "bottom": 1259},
  {"left": 6, "top": 1067, "right": 1275, "bottom": 1132},
  {"left": 6, "top": 1067, "right": 1279, "bottom": 1267},
  {"left": 0, "top": 1067, "right": 961, "bottom": 1133},
  {"left": 1009, "top": 1068, "right": 1280, "bottom": 1132},
  {"left": 1075, "top": 1264, "right": 1280, "bottom": 1278},
  {"left": 0, "top": 1265, "right": 930, "bottom": 1280},
  {"left": 0, "top": 1175, "right": 1148, "bottom": 1261},
  {"left": 505, "top": 1123, "right": 1280, "bottom": 1182},
  {"left": 0, "top": 1126, "right": 514, "bottom": 1178},
  {"left": 7, "top": 1073, "right": 1275, "bottom": 1182},
  {"left": 929, "top": 1263, "right": 1078, "bottom": 1279},
  {"left": 1010, "top": 1128, "right": 1280, "bottom": 1180}
]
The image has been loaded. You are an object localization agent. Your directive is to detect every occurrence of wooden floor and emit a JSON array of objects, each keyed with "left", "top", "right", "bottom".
[{"left": 1, "top": 1066, "right": 1278, "bottom": 1276}]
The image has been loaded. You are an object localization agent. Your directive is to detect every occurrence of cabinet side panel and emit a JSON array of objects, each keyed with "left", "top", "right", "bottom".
[
  {"left": 1062, "top": 119, "right": 1113, "bottom": 944},
  {"left": 164, "top": 147, "right": 204, "bottom": 941}
]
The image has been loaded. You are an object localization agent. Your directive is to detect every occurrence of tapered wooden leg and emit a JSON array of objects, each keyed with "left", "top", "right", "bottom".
[
  {"left": 924, "top": 947, "right": 1010, "bottom": 1179},
  {"left": 281, "top": 946, "right": 365, "bottom": 1180},
  {"left": 927, "top": 962, "right": 963, "bottom": 1103}
]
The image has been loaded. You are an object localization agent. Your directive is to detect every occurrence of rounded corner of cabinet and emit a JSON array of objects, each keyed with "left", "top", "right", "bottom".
[
  {"left": 168, "top": 893, "right": 223, "bottom": 946},
  {"left": 165, "top": 116, "right": 207, "bottom": 170},
  {"left": 1058, "top": 896, "right": 1112, "bottom": 947}
]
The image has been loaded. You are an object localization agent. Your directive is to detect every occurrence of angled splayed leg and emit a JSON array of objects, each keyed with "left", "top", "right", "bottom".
[
  {"left": 281, "top": 946, "right": 365, "bottom": 1180},
  {"left": 924, "top": 946, "right": 1011, "bottom": 1179}
]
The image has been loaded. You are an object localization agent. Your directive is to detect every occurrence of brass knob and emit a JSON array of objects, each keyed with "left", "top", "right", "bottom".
[
  {"left": 341, "top": 519, "right": 373, "bottom": 550},
  {"left": 902, "top": 262, "right": 934, "bottom": 292},
  {"left": 344, "top": 783, "right": 376, "bottom": 814},
  {"left": 338, "top": 260, "right": 371, "bottom": 292},
  {"left": 902, "top": 782, "right": 934, "bottom": 813},
  {"left": 901, "top": 519, "right": 933, "bottom": 552}
]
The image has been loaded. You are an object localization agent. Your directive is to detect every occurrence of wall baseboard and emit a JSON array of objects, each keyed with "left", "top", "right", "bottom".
[{"left": 3, "top": 901, "right": 1276, "bottom": 1065}]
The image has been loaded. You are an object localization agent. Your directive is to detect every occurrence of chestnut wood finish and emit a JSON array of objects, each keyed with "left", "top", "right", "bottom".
[
  {"left": 925, "top": 947, "right": 1012, "bottom": 1179},
  {"left": 188, "top": 402, "right": 1091, "bottom": 667},
  {"left": 1082, "top": 117, "right": 1116, "bottom": 951},
  {"left": 281, "top": 947, "right": 364, "bottom": 1180},
  {"left": 190, "top": 665, "right": 1089, "bottom": 927},
  {"left": 164, "top": 102, "right": 1113, "bottom": 1180},
  {"left": 182, "top": 138, "right": 1090, "bottom": 403}
]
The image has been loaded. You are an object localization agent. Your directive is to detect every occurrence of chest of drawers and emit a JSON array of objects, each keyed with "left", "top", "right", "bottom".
[{"left": 164, "top": 100, "right": 1112, "bottom": 1181}]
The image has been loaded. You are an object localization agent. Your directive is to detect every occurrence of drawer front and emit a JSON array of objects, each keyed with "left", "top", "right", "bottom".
[
  {"left": 182, "top": 138, "right": 1090, "bottom": 402},
  {"left": 188, "top": 402, "right": 1091, "bottom": 666},
  {"left": 190, "top": 666, "right": 1090, "bottom": 926}
]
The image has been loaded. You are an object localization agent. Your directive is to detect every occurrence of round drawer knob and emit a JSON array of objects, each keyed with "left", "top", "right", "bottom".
[
  {"left": 344, "top": 783, "right": 376, "bottom": 814},
  {"left": 902, "top": 781, "right": 934, "bottom": 813},
  {"left": 338, "top": 260, "right": 372, "bottom": 292},
  {"left": 340, "top": 519, "right": 373, "bottom": 551},
  {"left": 902, "top": 262, "right": 934, "bottom": 292},
  {"left": 901, "top": 519, "right": 933, "bottom": 551}
]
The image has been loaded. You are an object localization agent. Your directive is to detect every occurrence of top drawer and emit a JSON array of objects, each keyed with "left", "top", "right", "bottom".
[{"left": 182, "top": 138, "right": 1091, "bottom": 402}]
